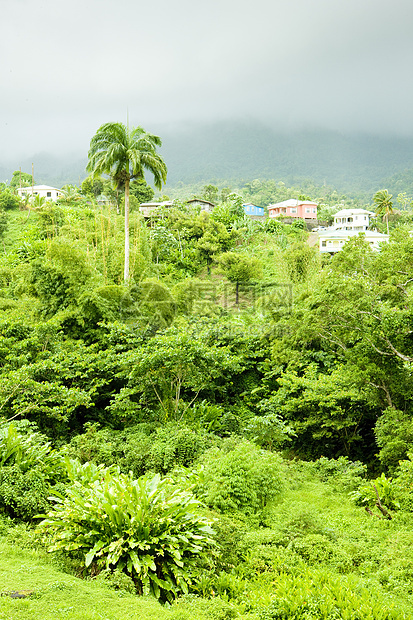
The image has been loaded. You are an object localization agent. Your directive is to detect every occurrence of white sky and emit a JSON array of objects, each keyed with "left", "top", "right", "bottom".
[{"left": 1, "top": 0, "right": 413, "bottom": 158}]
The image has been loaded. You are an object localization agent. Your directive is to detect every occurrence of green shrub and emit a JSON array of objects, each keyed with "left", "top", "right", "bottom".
[
  {"left": 146, "top": 424, "right": 208, "bottom": 473},
  {"left": 311, "top": 456, "right": 367, "bottom": 491},
  {"left": 351, "top": 473, "right": 400, "bottom": 516},
  {"left": 199, "top": 440, "right": 285, "bottom": 516},
  {"left": 0, "top": 465, "right": 51, "bottom": 519},
  {"left": 375, "top": 408, "right": 413, "bottom": 472},
  {"left": 40, "top": 469, "right": 216, "bottom": 603},
  {"left": 173, "top": 594, "right": 240, "bottom": 620},
  {"left": 93, "top": 567, "right": 136, "bottom": 594},
  {"left": 392, "top": 453, "right": 413, "bottom": 512},
  {"left": 67, "top": 423, "right": 209, "bottom": 478},
  {"left": 67, "top": 423, "right": 117, "bottom": 465},
  {"left": 281, "top": 506, "right": 328, "bottom": 537},
  {"left": 0, "top": 422, "right": 66, "bottom": 520},
  {"left": 3, "top": 521, "right": 40, "bottom": 549},
  {"left": 0, "top": 421, "right": 65, "bottom": 480},
  {"left": 291, "top": 533, "right": 352, "bottom": 572},
  {"left": 258, "top": 569, "right": 407, "bottom": 619}
]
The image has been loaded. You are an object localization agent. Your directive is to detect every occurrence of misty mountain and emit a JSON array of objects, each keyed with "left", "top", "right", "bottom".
[
  {"left": 3, "top": 122, "right": 413, "bottom": 198},
  {"left": 159, "top": 122, "right": 413, "bottom": 196},
  {"left": 0, "top": 153, "right": 87, "bottom": 188}
]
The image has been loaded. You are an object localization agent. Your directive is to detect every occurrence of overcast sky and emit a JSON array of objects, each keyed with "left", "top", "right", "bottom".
[{"left": 2, "top": 0, "right": 413, "bottom": 159}]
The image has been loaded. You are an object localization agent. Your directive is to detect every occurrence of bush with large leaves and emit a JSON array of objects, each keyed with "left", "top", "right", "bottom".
[{"left": 40, "top": 467, "right": 215, "bottom": 602}]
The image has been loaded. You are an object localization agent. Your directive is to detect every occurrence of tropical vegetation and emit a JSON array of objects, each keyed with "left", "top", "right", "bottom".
[{"left": 2, "top": 145, "right": 413, "bottom": 618}]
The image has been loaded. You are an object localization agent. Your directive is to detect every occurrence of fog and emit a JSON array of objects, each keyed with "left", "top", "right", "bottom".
[{"left": 2, "top": 0, "right": 413, "bottom": 161}]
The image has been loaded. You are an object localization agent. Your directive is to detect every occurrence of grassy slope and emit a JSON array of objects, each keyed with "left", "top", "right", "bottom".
[
  {"left": 0, "top": 544, "right": 211, "bottom": 620},
  {"left": 1, "top": 474, "right": 413, "bottom": 619}
]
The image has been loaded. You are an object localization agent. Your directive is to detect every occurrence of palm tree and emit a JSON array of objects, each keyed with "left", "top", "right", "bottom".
[
  {"left": 373, "top": 189, "right": 394, "bottom": 235},
  {"left": 87, "top": 122, "right": 167, "bottom": 282}
]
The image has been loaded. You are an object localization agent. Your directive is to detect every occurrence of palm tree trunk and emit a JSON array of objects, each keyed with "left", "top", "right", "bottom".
[{"left": 124, "top": 177, "right": 130, "bottom": 282}]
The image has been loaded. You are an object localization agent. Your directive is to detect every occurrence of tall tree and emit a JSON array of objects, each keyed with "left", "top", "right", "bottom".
[
  {"left": 373, "top": 189, "right": 394, "bottom": 235},
  {"left": 87, "top": 122, "right": 167, "bottom": 281}
]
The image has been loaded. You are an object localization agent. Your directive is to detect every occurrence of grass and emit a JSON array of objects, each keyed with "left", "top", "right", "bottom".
[
  {"left": 0, "top": 544, "right": 212, "bottom": 620},
  {"left": 2, "top": 472, "right": 413, "bottom": 618}
]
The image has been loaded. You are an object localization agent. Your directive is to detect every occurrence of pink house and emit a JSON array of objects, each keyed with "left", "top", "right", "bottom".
[{"left": 268, "top": 199, "right": 318, "bottom": 220}]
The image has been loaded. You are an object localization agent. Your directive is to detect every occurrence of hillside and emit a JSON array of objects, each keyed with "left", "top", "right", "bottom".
[{"left": 1, "top": 182, "right": 413, "bottom": 618}]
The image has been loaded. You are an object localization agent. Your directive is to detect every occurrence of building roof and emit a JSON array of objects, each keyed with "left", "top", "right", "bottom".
[
  {"left": 139, "top": 201, "right": 174, "bottom": 208},
  {"left": 186, "top": 199, "right": 215, "bottom": 207},
  {"left": 318, "top": 230, "right": 388, "bottom": 240},
  {"left": 268, "top": 199, "right": 318, "bottom": 208},
  {"left": 17, "top": 184, "right": 62, "bottom": 192},
  {"left": 333, "top": 208, "right": 375, "bottom": 218}
]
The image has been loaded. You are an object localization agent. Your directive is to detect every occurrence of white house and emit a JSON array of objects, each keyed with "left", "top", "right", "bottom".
[
  {"left": 17, "top": 185, "right": 64, "bottom": 202},
  {"left": 333, "top": 208, "right": 375, "bottom": 232},
  {"left": 319, "top": 230, "right": 389, "bottom": 253}
]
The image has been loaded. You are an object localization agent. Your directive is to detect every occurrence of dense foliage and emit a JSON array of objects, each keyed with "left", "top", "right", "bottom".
[{"left": 2, "top": 171, "right": 413, "bottom": 618}]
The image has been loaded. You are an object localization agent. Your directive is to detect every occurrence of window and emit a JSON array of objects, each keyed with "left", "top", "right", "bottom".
[
  {"left": 305, "top": 208, "right": 311, "bottom": 213},
  {"left": 312, "top": 208, "right": 316, "bottom": 213},
  {"left": 47, "top": 192, "right": 51, "bottom": 197},
  {"left": 322, "top": 240, "right": 326, "bottom": 247},
  {"left": 290, "top": 208, "right": 297, "bottom": 213}
]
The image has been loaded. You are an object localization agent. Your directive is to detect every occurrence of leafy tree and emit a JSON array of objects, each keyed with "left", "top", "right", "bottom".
[
  {"left": 218, "top": 252, "right": 262, "bottom": 304},
  {"left": 285, "top": 242, "right": 317, "bottom": 282},
  {"left": 29, "top": 238, "right": 94, "bottom": 317},
  {"left": 87, "top": 122, "right": 167, "bottom": 282},
  {"left": 9, "top": 170, "right": 33, "bottom": 190},
  {"left": 374, "top": 408, "right": 413, "bottom": 471},
  {"left": 197, "top": 219, "right": 233, "bottom": 274},
  {"left": 0, "top": 209, "right": 8, "bottom": 238},
  {"left": 271, "top": 364, "right": 378, "bottom": 458},
  {"left": 130, "top": 178, "right": 155, "bottom": 204},
  {"left": 201, "top": 184, "right": 219, "bottom": 203},
  {"left": 81, "top": 175, "right": 104, "bottom": 198},
  {"left": 211, "top": 193, "right": 245, "bottom": 228},
  {"left": 0, "top": 190, "right": 20, "bottom": 211},
  {"left": 373, "top": 189, "right": 394, "bottom": 234},
  {"left": 115, "top": 327, "right": 242, "bottom": 421},
  {"left": 396, "top": 191, "right": 412, "bottom": 211}
]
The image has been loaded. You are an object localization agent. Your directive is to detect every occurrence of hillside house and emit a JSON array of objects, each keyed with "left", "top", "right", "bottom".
[
  {"left": 268, "top": 199, "right": 317, "bottom": 220},
  {"left": 17, "top": 185, "right": 64, "bottom": 201},
  {"left": 186, "top": 199, "right": 215, "bottom": 213},
  {"left": 319, "top": 230, "right": 389, "bottom": 253},
  {"left": 333, "top": 208, "right": 375, "bottom": 232},
  {"left": 243, "top": 203, "right": 265, "bottom": 218},
  {"left": 139, "top": 201, "right": 174, "bottom": 218}
]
